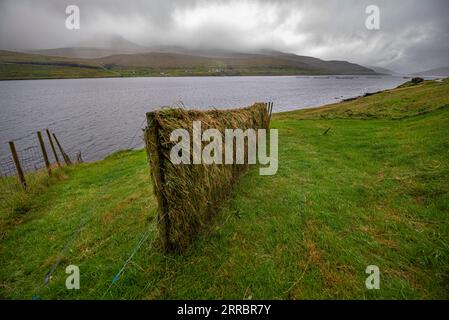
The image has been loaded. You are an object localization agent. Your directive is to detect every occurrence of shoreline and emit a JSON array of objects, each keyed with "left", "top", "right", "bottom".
[
  {"left": 0, "top": 76, "right": 413, "bottom": 167},
  {"left": 0, "top": 73, "right": 386, "bottom": 81},
  {"left": 94, "top": 79, "right": 417, "bottom": 163}
]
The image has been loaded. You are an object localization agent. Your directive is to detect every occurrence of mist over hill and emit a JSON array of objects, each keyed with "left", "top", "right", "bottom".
[
  {"left": 367, "top": 66, "right": 397, "bottom": 75},
  {"left": 412, "top": 66, "right": 449, "bottom": 77}
]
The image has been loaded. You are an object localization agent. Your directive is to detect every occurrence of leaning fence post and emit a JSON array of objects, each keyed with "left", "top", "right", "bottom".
[
  {"left": 8, "top": 141, "right": 27, "bottom": 188},
  {"left": 46, "top": 129, "right": 61, "bottom": 167},
  {"left": 52, "top": 133, "right": 72, "bottom": 165},
  {"left": 37, "top": 131, "right": 52, "bottom": 176}
]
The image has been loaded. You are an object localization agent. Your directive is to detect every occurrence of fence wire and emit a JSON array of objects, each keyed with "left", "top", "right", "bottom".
[
  {"left": 1, "top": 145, "right": 44, "bottom": 176},
  {"left": 0, "top": 130, "right": 82, "bottom": 200},
  {"left": 2, "top": 122, "right": 148, "bottom": 235}
]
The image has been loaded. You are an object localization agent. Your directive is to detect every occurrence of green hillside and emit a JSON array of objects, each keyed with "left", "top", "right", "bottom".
[
  {"left": 0, "top": 49, "right": 376, "bottom": 80},
  {"left": 0, "top": 79, "right": 448, "bottom": 299}
]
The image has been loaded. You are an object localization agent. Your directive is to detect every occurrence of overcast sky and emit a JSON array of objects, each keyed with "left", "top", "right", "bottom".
[{"left": 0, "top": 0, "right": 448, "bottom": 73}]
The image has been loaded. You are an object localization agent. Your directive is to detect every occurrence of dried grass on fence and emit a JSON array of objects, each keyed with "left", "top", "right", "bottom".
[{"left": 145, "top": 103, "right": 270, "bottom": 252}]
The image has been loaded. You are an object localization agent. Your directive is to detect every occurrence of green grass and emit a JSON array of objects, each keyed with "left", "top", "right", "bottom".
[
  {"left": 1, "top": 79, "right": 448, "bottom": 299},
  {"left": 0, "top": 50, "right": 118, "bottom": 80},
  {"left": 0, "top": 63, "right": 118, "bottom": 80}
]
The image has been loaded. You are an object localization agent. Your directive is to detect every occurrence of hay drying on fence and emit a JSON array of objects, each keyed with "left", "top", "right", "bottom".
[{"left": 145, "top": 103, "right": 270, "bottom": 252}]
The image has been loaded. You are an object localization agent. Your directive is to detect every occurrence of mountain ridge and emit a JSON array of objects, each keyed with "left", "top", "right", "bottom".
[
  {"left": 0, "top": 43, "right": 378, "bottom": 80},
  {"left": 412, "top": 66, "right": 449, "bottom": 77}
]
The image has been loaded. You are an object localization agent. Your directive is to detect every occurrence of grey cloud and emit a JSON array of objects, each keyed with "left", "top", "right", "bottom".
[{"left": 0, "top": 0, "right": 448, "bottom": 73}]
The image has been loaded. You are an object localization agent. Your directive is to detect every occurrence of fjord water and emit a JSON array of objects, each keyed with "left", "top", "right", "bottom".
[{"left": 0, "top": 75, "right": 406, "bottom": 163}]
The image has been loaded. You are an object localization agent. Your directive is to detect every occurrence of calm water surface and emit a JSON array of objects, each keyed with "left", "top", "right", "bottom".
[{"left": 0, "top": 75, "right": 407, "bottom": 163}]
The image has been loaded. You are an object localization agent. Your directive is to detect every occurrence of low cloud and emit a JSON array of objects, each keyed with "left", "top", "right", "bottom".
[{"left": 0, "top": 0, "right": 448, "bottom": 73}]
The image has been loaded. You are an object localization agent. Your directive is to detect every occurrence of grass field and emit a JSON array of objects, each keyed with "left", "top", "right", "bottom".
[
  {"left": 0, "top": 79, "right": 448, "bottom": 299},
  {"left": 0, "top": 50, "right": 117, "bottom": 80},
  {"left": 0, "top": 63, "right": 118, "bottom": 80}
]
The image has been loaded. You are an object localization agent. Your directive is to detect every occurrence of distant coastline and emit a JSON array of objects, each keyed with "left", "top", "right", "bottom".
[
  {"left": 0, "top": 73, "right": 389, "bottom": 81},
  {"left": 0, "top": 48, "right": 380, "bottom": 81}
]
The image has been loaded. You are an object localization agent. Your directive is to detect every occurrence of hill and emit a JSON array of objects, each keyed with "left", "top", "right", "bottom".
[
  {"left": 30, "top": 35, "right": 150, "bottom": 59},
  {"left": 0, "top": 47, "right": 377, "bottom": 80},
  {"left": 367, "top": 66, "right": 396, "bottom": 75},
  {"left": 1, "top": 78, "right": 448, "bottom": 299},
  {"left": 0, "top": 50, "right": 118, "bottom": 79},
  {"left": 30, "top": 47, "right": 140, "bottom": 60},
  {"left": 412, "top": 66, "right": 449, "bottom": 77}
]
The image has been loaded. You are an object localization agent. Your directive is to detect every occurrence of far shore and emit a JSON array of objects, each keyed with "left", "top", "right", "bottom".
[{"left": 0, "top": 73, "right": 392, "bottom": 81}]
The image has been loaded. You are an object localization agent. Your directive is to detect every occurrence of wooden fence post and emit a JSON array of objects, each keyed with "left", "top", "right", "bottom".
[
  {"left": 37, "top": 131, "right": 52, "bottom": 176},
  {"left": 265, "top": 102, "right": 273, "bottom": 125},
  {"left": 76, "top": 151, "right": 84, "bottom": 164},
  {"left": 52, "top": 133, "right": 72, "bottom": 165},
  {"left": 46, "top": 129, "right": 61, "bottom": 167},
  {"left": 8, "top": 141, "right": 27, "bottom": 188}
]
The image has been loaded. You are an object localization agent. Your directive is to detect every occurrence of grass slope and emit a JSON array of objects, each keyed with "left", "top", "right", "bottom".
[
  {"left": 0, "top": 79, "right": 448, "bottom": 299},
  {"left": 0, "top": 50, "right": 118, "bottom": 80}
]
